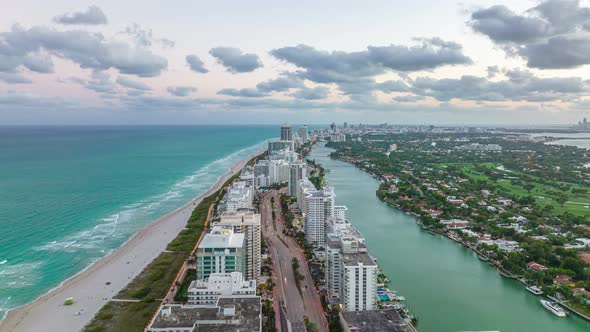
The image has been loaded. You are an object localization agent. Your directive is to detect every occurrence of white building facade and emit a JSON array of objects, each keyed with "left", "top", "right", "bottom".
[{"left": 188, "top": 272, "right": 256, "bottom": 305}]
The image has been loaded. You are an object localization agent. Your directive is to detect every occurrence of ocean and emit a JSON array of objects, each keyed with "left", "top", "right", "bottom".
[{"left": 0, "top": 125, "right": 277, "bottom": 319}]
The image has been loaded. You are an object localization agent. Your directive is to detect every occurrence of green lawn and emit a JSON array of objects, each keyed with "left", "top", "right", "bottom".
[{"left": 440, "top": 162, "right": 590, "bottom": 217}]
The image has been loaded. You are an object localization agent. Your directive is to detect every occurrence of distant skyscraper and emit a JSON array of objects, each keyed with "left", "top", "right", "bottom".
[
  {"left": 280, "top": 125, "right": 293, "bottom": 141},
  {"left": 330, "top": 122, "right": 336, "bottom": 131},
  {"left": 298, "top": 126, "right": 308, "bottom": 143}
]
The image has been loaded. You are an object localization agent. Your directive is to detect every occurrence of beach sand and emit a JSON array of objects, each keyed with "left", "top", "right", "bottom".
[{"left": 0, "top": 151, "right": 260, "bottom": 332}]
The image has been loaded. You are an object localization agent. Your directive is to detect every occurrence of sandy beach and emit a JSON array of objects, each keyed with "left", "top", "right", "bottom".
[{"left": 0, "top": 151, "right": 260, "bottom": 332}]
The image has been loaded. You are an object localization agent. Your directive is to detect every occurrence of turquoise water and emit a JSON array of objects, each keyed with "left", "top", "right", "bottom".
[
  {"left": 0, "top": 125, "right": 276, "bottom": 319},
  {"left": 310, "top": 144, "right": 589, "bottom": 332}
]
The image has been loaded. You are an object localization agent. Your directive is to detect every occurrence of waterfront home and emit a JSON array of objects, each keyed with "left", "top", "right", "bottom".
[
  {"left": 461, "top": 229, "right": 479, "bottom": 238},
  {"left": 446, "top": 196, "right": 465, "bottom": 205},
  {"left": 477, "top": 238, "right": 521, "bottom": 252},
  {"left": 554, "top": 274, "right": 575, "bottom": 287},
  {"left": 442, "top": 219, "right": 469, "bottom": 230},
  {"left": 573, "top": 288, "right": 590, "bottom": 299},
  {"left": 580, "top": 252, "right": 590, "bottom": 266},
  {"left": 427, "top": 209, "right": 443, "bottom": 217},
  {"left": 388, "top": 185, "right": 398, "bottom": 193},
  {"left": 382, "top": 173, "right": 396, "bottom": 181},
  {"left": 527, "top": 261, "right": 548, "bottom": 271}
]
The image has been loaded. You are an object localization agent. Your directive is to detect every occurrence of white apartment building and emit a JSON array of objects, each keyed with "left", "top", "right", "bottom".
[
  {"left": 341, "top": 250, "right": 378, "bottom": 311},
  {"left": 326, "top": 235, "right": 377, "bottom": 312},
  {"left": 325, "top": 215, "right": 376, "bottom": 312},
  {"left": 304, "top": 186, "right": 335, "bottom": 247},
  {"left": 297, "top": 177, "right": 316, "bottom": 209},
  {"left": 225, "top": 181, "right": 253, "bottom": 212},
  {"left": 188, "top": 272, "right": 256, "bottom": 305},
  {"left": 252, "top": 159, "right": 290, "bottom": 187},
  {"left": 217, "top": 211, "right": 262, "bottom": 279},
  {"left": 334, "top": 205, "right": 349, "bottom": 221},
  {"left": 268, "top": 160, "right": 289, "bottom": 184}
]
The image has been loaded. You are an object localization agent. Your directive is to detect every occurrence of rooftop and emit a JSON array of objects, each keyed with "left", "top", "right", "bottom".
[
  {"left": 340, "top": 309, "right": 414, "bottom": 332},
  {"left": 341, "top": 251, "right": 377, "bottom": 267},
  {"left": 149, "top": 296, "right": 261, "bottom": 332},
  {"left": 199, "top": 227, "right": 245, "bottom": 249}
]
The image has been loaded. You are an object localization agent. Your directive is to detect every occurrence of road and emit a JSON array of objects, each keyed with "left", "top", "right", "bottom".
[{"left": 260, "top": 189, "right": 328, "bottom": 332}]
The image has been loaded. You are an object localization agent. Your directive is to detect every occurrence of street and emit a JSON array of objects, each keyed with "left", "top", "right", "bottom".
[{"left": 260, "top": 189, "right": 328, "bottom": 332}]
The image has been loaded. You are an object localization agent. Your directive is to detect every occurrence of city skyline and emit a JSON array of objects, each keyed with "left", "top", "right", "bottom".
[{"left": 2, "top": 0, "right": 590, "bottom": 125}]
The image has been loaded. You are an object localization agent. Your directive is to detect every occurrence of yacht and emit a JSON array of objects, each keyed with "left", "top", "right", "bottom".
[
  {"left": 526, "top": 285, "right": 543, "bottom": 295},
  {"left": 540, "top": 300, "right": 567, "bottom": 317}
]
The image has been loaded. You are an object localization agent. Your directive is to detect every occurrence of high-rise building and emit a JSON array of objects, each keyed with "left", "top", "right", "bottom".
[
  {"left": 289, "top": 161, "right": 306, "bottom": 197},
  {"left": 330, "top": 122, "right": 336, "bottom": 131},
  {"left": 196, "top": 226, "right": 245, "bottom": 280},
  {"left": 325, "top": 220, "right": 377, "bottom": 312},
  {"left": 344, "top": 122, "right": 347, "bottom": 128},
  {"left": 217, "top": 211, "right": 262, "bottom": 280},
  {"left": 298, "top": 126, "right": 308, "bottom": 143},
  {"left": 280, "top": 124, "right": 293, "bottom": 141},
  {"left": 303, "top": 186, "right": 335, "bottom": 247},
  {"left": 341, "top": 247, "right": 378, "bottom": 311},
  {"left": 268, "top": 140, "right": 292, "bottom": 154}
]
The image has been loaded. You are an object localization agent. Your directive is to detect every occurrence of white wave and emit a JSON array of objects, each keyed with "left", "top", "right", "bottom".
[
  {"left": 0, "top": 262, "right": 42, "bottom": 289},
  {"left": 32, "top": 139, "right": 266, "bottom": 258},
  {"left": 0, "top": 260, "right": 7, "bottom": 265}
]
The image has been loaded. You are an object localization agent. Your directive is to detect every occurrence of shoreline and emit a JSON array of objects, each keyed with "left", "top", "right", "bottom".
[{"left": 0, "top": 149, "right": 263, "bottom": 332}]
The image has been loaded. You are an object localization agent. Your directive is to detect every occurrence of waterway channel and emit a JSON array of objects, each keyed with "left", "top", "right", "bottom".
[{"left": 309, "top": 143, "right": 589, "bottom": 332}]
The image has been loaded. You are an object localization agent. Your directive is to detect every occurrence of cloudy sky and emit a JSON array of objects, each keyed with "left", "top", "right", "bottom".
[{"left": 2, "top": 0, "right": 590, "bottom": 125}]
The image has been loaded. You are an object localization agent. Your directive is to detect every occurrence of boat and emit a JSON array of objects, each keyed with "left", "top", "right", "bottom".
[
  {"left": 478, "top": 255, "right": 489, "bottom": 262},
  {"left": 526, "top": 285, "right": 543, "bottom": 295},
  {"left": 540, "top": 300, "right": 567, "bottom": 317}
]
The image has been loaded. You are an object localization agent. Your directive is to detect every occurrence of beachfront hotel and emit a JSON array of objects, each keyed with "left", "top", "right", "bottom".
[
  {"left": 187, "top": 272, "right": 256, "bottom": 305},
  {"left": 196, "top": 226, "right": 245, "bottom": 280},
  {"left": 217, "top": 211, "right": 262, "bottom": 280},
  {"left": 224, "top": 180, "right": 254, "bottom": 212}
]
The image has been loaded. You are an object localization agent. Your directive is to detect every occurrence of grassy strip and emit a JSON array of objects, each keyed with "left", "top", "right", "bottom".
[
  {"left": 262, "top": 299, "right": 276, "bottom": 332},
  {"left": 292, "top": 257, "right": 304, "bottom": 296},
  {"left": 173, "top": 269, "right": 196, "bottom": 303},
  {"left": 83, "top": 167, "right": 247, "bottom": 331}
]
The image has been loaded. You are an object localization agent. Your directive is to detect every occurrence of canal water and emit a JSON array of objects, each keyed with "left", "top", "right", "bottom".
[{"left": 309, "top": 144, "right": 589, "bottom": 332}]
